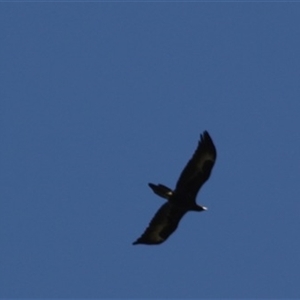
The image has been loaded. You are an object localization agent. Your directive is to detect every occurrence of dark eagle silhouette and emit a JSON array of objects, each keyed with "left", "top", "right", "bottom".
[{"left": 133, "top": 131, "right": 217, "bottom": 245}]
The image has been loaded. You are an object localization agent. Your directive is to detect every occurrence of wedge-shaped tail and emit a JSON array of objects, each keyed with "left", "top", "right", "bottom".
[{"left": 148, "top": 183, "right": 173, "bottom": 199}]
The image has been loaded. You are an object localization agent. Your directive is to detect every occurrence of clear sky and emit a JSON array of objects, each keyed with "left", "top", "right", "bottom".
[{"left": 1, "top": 3, "right": 300, "bottom": 299}]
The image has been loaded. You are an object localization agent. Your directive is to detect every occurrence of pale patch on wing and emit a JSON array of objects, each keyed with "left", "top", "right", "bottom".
[
  {"left": 148, "top": 224, "right": 166, "bottom": 243},
  {"left": 175, "top": 131, "right": 217, "bottom": 192},
  {"left": 147, "top": 206, "right": 172, "bottom": 242},
  {"left": 197, "top": 152, "right": 215, "bottom": 172},
  {"left": 133, "top": 203, "right": 185, "bottom": 245}
]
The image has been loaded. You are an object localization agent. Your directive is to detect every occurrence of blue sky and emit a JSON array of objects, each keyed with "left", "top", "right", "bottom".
[{"left": 1, "top": 3, "right": 300, "bottom": 299}]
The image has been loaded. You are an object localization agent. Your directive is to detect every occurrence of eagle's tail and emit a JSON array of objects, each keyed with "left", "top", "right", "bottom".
[{"left": 148, "top": 183, "right": 173, "bottom": 199}]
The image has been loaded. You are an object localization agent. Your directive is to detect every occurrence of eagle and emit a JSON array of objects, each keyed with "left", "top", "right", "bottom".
[{"left": 133, "top": 131, "right": 217, "bottom": 245}]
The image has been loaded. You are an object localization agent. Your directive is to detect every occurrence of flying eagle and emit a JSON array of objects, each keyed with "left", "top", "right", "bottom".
[{"left": 133, "top": 131, "right": 217, "bottom": 245}]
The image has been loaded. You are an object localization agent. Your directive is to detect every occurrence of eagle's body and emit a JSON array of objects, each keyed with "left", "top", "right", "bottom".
[{"left": 133, "top": 131, "right": 217, "bottom": 245}]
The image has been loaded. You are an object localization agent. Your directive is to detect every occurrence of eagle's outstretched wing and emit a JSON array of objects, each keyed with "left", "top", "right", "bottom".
[
  {"left": 133, "top": 202, "right": 186, "bottom": 245},
  {"left": 175, "top": 131, "right": 216, "bottom": 198}
]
